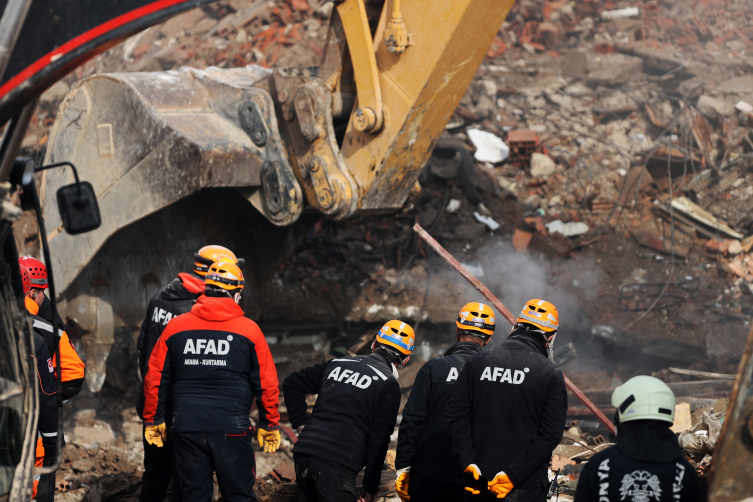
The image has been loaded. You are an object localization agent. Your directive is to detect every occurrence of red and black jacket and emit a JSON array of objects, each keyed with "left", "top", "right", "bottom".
[{"left": 142, "top": 295, "right": 280, "bottom": 434}]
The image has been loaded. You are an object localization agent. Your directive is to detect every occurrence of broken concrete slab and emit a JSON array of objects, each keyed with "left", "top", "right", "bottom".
[
  {"left": 561, "top": 51, "right": 588, "bottom": 79},
  {"left": 671, "top": 402, "right": 693, "bottom": 433},
  {"left": 530, "top": 152, "right": 557, "bottom": 177},
  {"left": 697, "top": 95, "right": 735, "bottom": 117},
  {"left": 719, "top": 75, "right": 753, "bottom": 94},
  {"left": 587, "top": 54, "right": 643, "bottom": 87}
]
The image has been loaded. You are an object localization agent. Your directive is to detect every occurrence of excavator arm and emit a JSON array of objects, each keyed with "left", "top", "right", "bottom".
[{"left": 42, "top": 0, "right": 516, "bottom": 293}]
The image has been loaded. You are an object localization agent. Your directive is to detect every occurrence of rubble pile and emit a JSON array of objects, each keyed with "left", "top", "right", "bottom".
[{"left": 13, "top": 0, "right": 753, "bottom": 499}]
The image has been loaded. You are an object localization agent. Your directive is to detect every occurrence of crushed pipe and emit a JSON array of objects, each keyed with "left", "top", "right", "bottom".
[{"left": 413, "top": 222, "right": 617, "bottom": 435}]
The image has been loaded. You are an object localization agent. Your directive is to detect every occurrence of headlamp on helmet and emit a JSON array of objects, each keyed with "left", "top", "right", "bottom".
[
  {"left": 204, "top": 261, "right": 245, "bottom": 303},
  {"left": 456, "top": 302, "right": 496, "bottom": 338},
  {"left": 374, "top": 320, "right": 415, "bottom": 367},
  {"left": 516, "top": 299, "right": 559, "bottom": 333}
]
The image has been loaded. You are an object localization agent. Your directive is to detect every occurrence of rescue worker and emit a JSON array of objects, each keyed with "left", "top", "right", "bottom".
[
  {"left": 446, "top": 299, "right": 567, "bottom": 501},
  {"left": 20, "top": 264, "right": 58, "bottom": 502},
  {"left": 20, "top": 258, "right": 85, "bottom": 502},
  {"left": 395, "top": 302, "right": 495, "bottom": 502},
  {"left": 284, "top": 320, "right": 414, "bottom": 502},
  {"left": 142, "top": 260, "right": 280, "bottom": 502},
  {"left": 136, "top": 245, "right": 243, "bottom": 502},
  {"left": 19, "top": 256, "right": 86, "bottom": 401},
  {"left": 574, "top": 376, "right": 700, "bottom": 502}
]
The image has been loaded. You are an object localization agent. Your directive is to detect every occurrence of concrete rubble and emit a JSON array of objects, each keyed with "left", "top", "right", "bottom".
[{"left": 12, "top": 0, "right": 753, "bottom": 499}]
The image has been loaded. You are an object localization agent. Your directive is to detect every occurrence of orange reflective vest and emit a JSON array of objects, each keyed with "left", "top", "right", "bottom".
[{"left": 26, "top": 296, "right": 86, "bottom": 399}]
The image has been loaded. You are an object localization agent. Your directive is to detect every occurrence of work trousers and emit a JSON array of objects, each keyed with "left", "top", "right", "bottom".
[
  {"left": 463, "top": 485, "right": 546, "bottom": 502},
  {"left": 294, "top": 454, "right": 359, "bottom": 502},
  {"left": 173, "top": 431, "right": 257, "bottom": 502},
  {"left": 408, "top": 473, "right": 465, "bottom": 502},
  {"left": 141, "top": 427, "right": 182, "bottom": 502}
]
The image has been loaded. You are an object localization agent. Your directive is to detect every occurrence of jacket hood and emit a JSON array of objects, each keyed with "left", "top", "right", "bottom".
[
  {"left": 445, "top": 341, "right": 484, "bottom": 357},
  {"left": 616, "top": 420, "right": 682, "bottom": 462},
  {"left": 506, "top": 328, "right": 548, "bottom": 357},
  {"left": 161, "top": 273, "right": 205, "bottom": 301},
  {"left": 191, "top": 295, "right": 245, "bottom": 321},
  {"left": 179, "top": 272, "right": 206, "bottom": 294}
]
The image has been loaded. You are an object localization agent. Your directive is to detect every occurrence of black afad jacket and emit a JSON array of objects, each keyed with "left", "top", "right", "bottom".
[
  {"left": 446, "top": 331, "right": 568, "bottom": 489},
  {"left": 32, "top": 331, "right": 58, "bottom": 458},
  {"left": 396, "top": 342, "right": 483, "bottom": 484},
  {"left": 136, "top": 272, "right": 204, "bottom": 419},
  {"left": 283, "top": 352, "right": 401, "bottom": 494},
  {"left": 575, "top": 420, "right": 700, "bottom": 502}
]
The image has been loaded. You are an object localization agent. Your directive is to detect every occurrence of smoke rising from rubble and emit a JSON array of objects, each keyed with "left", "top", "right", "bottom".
[{"left": 437, "top": 238, "right": 602, "bottom": 350}]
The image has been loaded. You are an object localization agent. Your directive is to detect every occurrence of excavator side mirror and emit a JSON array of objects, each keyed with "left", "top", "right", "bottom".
[
  {"left": 11, "top": 159, "right": 102, "bottom": 235},
  {"left": 56, "top": 181, "right": 101, "bottom": 235}
]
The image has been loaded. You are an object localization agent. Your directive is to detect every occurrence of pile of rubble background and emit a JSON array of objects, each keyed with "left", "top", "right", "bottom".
[{"left": 13, "top": 0, "right": 753, "bottom": 499}]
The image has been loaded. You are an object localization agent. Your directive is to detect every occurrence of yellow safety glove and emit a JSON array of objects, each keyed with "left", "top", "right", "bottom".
[
  {"left": 144, "top": 423, "right": 167, "bottom": 447},
  {"left": 257, "top": 428, "right": 281, "bottom": 453},
  {"left": 488, "top": 472, "right": 514, "bottom": 499},
  {"left": 395, "top": 468, "right": 410, "bottom": 502},
  {"left": 464, "top": 464, "right": 483, "bottom": 495}
]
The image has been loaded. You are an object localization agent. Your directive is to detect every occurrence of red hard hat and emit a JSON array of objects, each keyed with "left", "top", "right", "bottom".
[
  {"left": 18, "top": 256, "right": 47, "bottom": 289},
  {"left": 19, "top": 265, "right": 31, "bottom": 293}
]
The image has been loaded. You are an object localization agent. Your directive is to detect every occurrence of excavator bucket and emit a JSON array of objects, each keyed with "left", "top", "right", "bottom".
[
  {"left": 39, "top": 0, "right": 518, "bottom": 393},
  {"left": 43, "top": 65, "right": 303, "bottom": 293},
  {"left": 42, "top": 65, "right": 309, "bottom": 391}
]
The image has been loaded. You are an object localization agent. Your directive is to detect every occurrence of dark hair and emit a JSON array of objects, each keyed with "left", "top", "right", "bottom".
[
  {"left": 456, "top": 328, "right": 490, "bottom": 342},
  {"left": 374, "top": 344, "right": 405, "bottom": 366}
]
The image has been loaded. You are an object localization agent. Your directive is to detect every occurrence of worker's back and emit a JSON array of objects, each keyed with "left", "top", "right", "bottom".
[
  {"left": 289, "top": 353, "right": 399, "bottom": 470},
  {"left": 397, "top": 342, "right": 482, "bottom": 484},
  {"left": 447, "top": 331, "right": 568, "bottom": 489},
  {"left": 143, "top": 294, "right": 279, "bottom": 433},
  {"left": 574, "top": 427, "right": 700, "bottom": 502}
]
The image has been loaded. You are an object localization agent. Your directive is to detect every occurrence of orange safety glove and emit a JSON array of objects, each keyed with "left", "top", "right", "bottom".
[
  {"left": 464, "top": 464, "right": 483, "bottom": 495},
  {"left": 488, "top": 472, "right": 514, "bottom": 499},
  {"left": 395, "top": 468, "right": 410, "bottom": 502},
  {"left": 144, "top": 423, "right": 167, "bottom": 447}
]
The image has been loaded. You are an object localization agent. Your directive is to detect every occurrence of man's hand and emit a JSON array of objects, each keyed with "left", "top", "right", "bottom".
[
  {"left": 256, "top": 428, "right": 281, "bottom": 453},
  {"left": 464, "top": 464, "right": 483, "bottom": 495},
  {"left": 395, "top": 467, "right": 410, "bottom": 502},
  {"left": 357, "top": 488, "right": 374, "bottom": 502},
  {"left": 488, "top": 472, "right": 514, "bottom": 499},
  {"left": 144, "top": 423, "right": 167, "bottom": 447}
]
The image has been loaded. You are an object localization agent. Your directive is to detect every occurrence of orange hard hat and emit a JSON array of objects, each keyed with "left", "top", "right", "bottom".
[
  {"left": 375, "top": 320, "right": 415, "bottom": 356},
  {"left": 456, "top": 302, "right": 496, "bottom": 337},
  {"left": 194, "top": 245, "right": 242, "bottom": 277},
  {"left": 204, "top": 261, "right": 245, "bottom": 291},
  {"left": 516, "top": 299, "right": 559, "bottom": 333}
]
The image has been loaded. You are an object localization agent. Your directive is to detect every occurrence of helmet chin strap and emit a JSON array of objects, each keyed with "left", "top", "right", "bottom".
[
  {"left": 233, "top": 291, "right": 242, "bottom": 304},
  {"left": 547, "top": 332, "right": 557, "bottom": 363}
]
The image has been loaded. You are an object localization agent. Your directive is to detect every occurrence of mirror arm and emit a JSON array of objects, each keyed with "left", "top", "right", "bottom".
[{"left": 35, "top": 161, "right": 81, "bottom": 195}]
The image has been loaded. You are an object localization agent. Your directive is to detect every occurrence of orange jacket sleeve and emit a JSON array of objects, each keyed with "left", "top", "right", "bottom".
[{"left": 250, "top": 323, "right": 280, "bottom": 430}]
